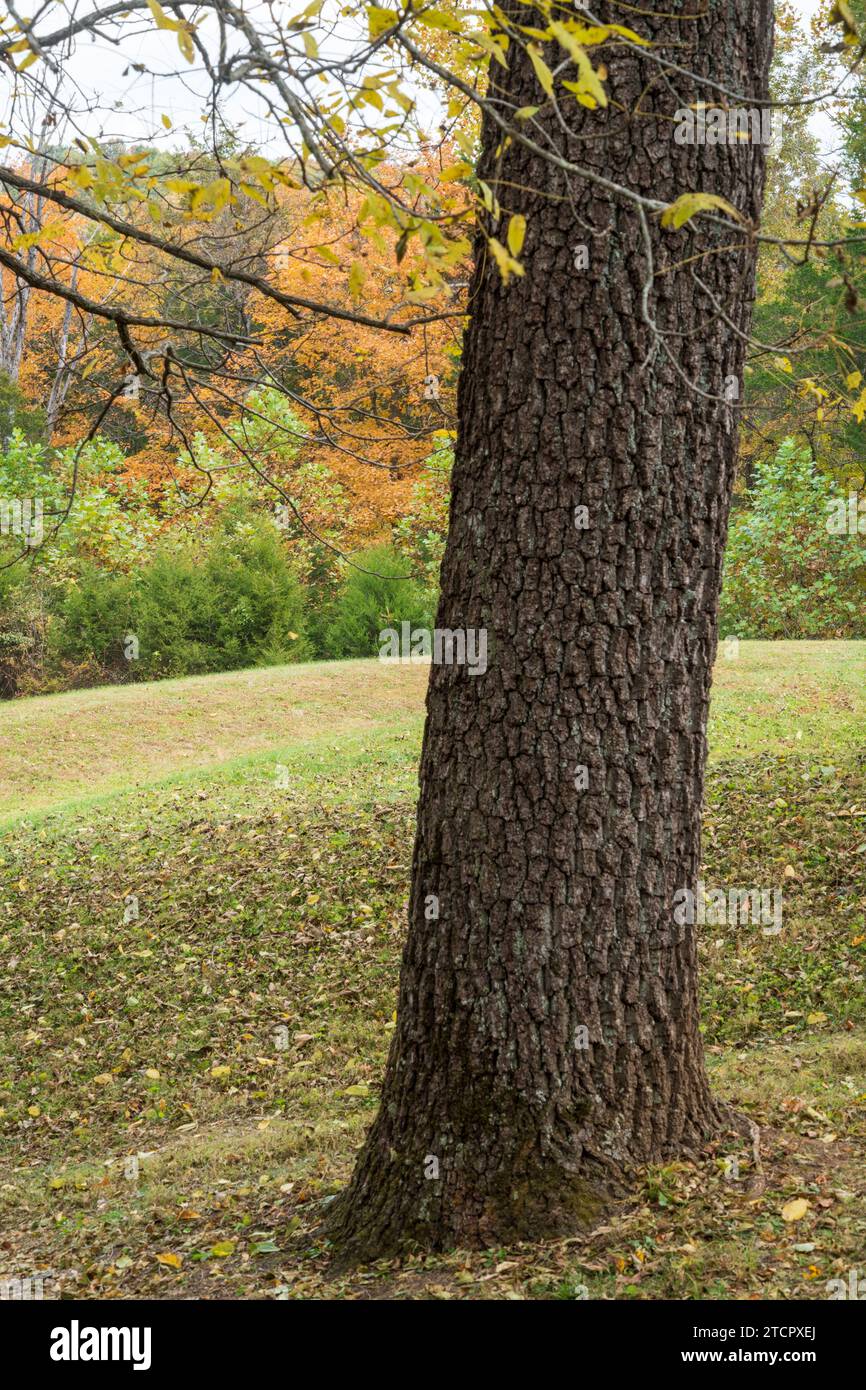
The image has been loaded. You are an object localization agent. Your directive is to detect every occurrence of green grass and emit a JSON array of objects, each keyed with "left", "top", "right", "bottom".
[
  {"left": 0, "top": 642, "right": 864, "bottom": 1300},
  {"left": 709, "top": 640, "right": 866, "bottom": 760},
  {"left": 0, "top": 658, "right": 428, "bottom": 823},
  {"left": 3, "top": 642, "right": 863, "bottom": 824}
]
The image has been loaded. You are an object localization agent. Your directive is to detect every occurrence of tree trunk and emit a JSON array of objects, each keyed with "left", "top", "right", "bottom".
[{"left": 328, "top": 0, "right": 774, "bottom": 1260}]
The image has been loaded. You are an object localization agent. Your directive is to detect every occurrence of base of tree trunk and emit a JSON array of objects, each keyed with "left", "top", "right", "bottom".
[
  {"left": 325, "top": 1087, "right": 727, "bottom": 1267},
  {"left": 325, "top": 1155, "right": 606, "bottom": 1269}
]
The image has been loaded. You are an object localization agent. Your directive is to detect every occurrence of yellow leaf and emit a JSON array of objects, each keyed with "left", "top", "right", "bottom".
[
  {"left": 847, "top": 370, "right": 862, "bottom": 390},
  {"left": 488, "top": 237, "right": 525, "bottom": 285},
  {"left": 417, "top": 9, "right": 462, "bottom": 32},
  {"left": 190, "top": 178, "right": 231, "bottom": 215},
  {"left": 156, "top": 1252, "right": 182, "bottom": 1268},
  {"left": 348, "top": 261, "right": 365, "bottom": 299},
  {"left": 527, "top": 45, "right": 554, "bottom": 99},
  {"left": 507, "top": 214, "right": 527, "bottom": 257},
  {"left": 344, "top": 1084, "right": 370, "bottom": 1097},
  {"left": 367, "top": 5, "right": 395, "bottom": 40},
  {"left": 210, "top": 1065, "right": 231, "bottom": 1079},
  {"left": 146, "top": 0, "right": 180, "bottom": 31},
  {"left": 660, "top": 192, "right": 742, "bottom": 230},
  {"left": 177, "top": 25, "right": 195, "bottom": 64},
  {"left": 550, "top": 23, "right": 608, "bottom": 108},
  {"left": 439, "top": 162, "right": 473, "bottom": 182},
  {"left": 240, "top": 183, "right": 269, "bottom": 208},
  {"left": 607, "top": 23, "right": 651, "bottom": 46},
  {"left": 781, "top": 1198, "right": 810, "bottom": 1222},
  {"left": 144, "top": 1068, "right": 160, "bottom": 1080},
  {"left": 210, "top": 1240, "right": 236, "bottom": 1257},
  {"left": 66, "top": 164, "right": 95, "bottom": 191},
  {"left": 161, "top": 113, "right": 172, "bottom": 130},
  {"left": 832, "top": 1, "right": 858, "bottom": 36}
]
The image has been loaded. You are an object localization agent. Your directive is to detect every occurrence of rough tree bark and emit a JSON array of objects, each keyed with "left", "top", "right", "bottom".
[{"left": 328, "top": 0, "right": 774, "bottom": 1260}]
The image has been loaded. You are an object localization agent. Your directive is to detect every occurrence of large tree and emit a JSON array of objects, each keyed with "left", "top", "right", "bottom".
[
  {"left": 7, "top": 0, "right": 862, "bottom": 1260},
  {"left": 327, "top": 0, "right": 775, "bottom": 1258}
]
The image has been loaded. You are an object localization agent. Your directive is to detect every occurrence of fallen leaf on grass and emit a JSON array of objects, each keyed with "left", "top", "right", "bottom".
[{"left": 781, "top": 1198, "right": 810, "bottom": 1222}]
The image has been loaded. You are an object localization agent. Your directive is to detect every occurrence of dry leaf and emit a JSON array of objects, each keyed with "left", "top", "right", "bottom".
[{"left": 781, "top": 1198, "right": 810, "bottom": 1222}]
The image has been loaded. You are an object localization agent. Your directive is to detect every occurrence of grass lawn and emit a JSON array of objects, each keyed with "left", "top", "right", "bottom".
[
  {"left": 0, "top": 658, "right": 429, "bottom": 824},
  {"left": 0, "top": 641, "right": 864, "bottom": 1300}
]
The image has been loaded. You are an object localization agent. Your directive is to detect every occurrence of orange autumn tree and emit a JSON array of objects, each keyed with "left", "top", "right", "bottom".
[
  {"left": 247, "top": 154, "right": 469, "bottom": 537},
  {"left": 8, "top": 149, "right": 471, "bottom": 550},
  {"left": 0, "top": 156, "right": 113, "bottom": 435}
]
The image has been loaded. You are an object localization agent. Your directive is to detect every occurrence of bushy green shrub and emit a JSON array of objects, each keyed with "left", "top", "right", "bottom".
[
  {"left": 0, "top": 373, "right": 46, "bottom": 446},
  {"left": 129, "top": 550, "right": 211, "bottom": 678},
  {"left": 0, "top": 430, "right": 161, "bottom": 594},
  {"left": 49, "top": 566, "right": 138, "bottom": 681},
  {"left": 179, "top": 387, "right": 351, "bottom": 586},
  {"left": 197, "top": 511, "right": 311, "bottom": 670},
  {"left": 324, "top": 545, "right": 435, "bottom": 658},
  {"left": 0, "top": 571, "right": 47, "bottom": 697},
  {"left": 50, "top": 509, "right": 311, "bottom": 685},
  {"left": 720, "top": 438, "right": 866, "bottom": 639}
]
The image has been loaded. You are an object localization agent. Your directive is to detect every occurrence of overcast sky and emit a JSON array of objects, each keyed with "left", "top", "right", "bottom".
[{"left": 0, "top": 1, "right": 848, "bottom": 162}]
